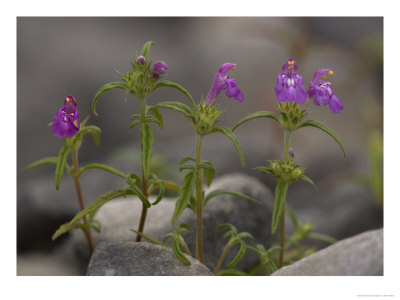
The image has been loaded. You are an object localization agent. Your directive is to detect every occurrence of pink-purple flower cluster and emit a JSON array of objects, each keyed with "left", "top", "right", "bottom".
[
  {"left": 51, "top": 95, "right": 80, "bottom": 138},
  {"left": 275, "top": 59, "right": 344, "bottom": 114},
  {"left": 206, "top": 63, "right": 244, "bottom": 105}
]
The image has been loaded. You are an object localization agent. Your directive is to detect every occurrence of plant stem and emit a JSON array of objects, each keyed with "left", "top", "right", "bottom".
[
  {"left": 283, "top": 129, "right": 291, "bottom": 161},
  {"left": 195, "top": 133, "right": 205, "bottom": 264},
  {"left": 71, "top": 150, "right": 94, "bottom": 254},
  {"left": 136, "top": 97, "right": 149, "bottom": 242},
  {"left": 279, "top": 129, "right": 291, "bottom": 267},
  {"left": 279, "top": 204, "right": 285, "bottom": 268},
  {"left": 213, "top": 242, "right": 232, "bottom": 274}
]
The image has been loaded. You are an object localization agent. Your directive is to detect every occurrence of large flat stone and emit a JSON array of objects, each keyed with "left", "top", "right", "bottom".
[
  {"left": 86, "top": 241, "right": 213, "bottom": 276},
  {"left": 271, "top": 228, "right": 383, "bottom": 276}
]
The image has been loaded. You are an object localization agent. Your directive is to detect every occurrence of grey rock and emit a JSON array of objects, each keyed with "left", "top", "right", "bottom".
[
  {"left": 287, "top": 183, "right": 383, "bottom": 242},
  {"left": 86, "top": 241, "right": 213, "bottom": 276},
  {"left": 271, "top": 228, "right": 383, "bottom": 276},
  {"left": 73, "top": 173, "right": 274, "bottom": 272}
]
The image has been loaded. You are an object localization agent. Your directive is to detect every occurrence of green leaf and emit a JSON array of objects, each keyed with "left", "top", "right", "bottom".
[
  {"left": 299, "top": 119, "right": 346, "bottom": 157},
  {"left": 24, "top": 157, "right": 58, "bottom": 173},
  {"left": 140, "top": 41, "right": 155, "bottom": 58},
  {"left": 152, "top": 81, "right": 196, "bottom": 108},
  {"left": 157, "top": 101, "right": 193, "bottom": 117},
  {"left": 212, "top": 126, "right": 245, "bottom": 168},
  {"left": 126, "top": 176, "right": 151, "bottom": 208},
  {"left": 271, "top": 181, "right": 289, "bottom": 234},
  {"left": 198, "top": 160, "right": 215, "bottom": 187},
  {"left": 92, "top": 81, "right": 127, "bottom": 116},
  {"left": 127, "top": 172, "right": 143, "bottom": 188},
  {"left": 204, "top": 189, "right": 261, "bottom": 207},
  {"left": 203, "top": 169, "right": 215, "bottom": 188},
  {"left": 52, "top": 189, "right": 127, "bottom": 240},
  {"left": 255, "top": 166, "right": 273, "bottom": 175},
  {"left": 237, "top": 232, "right": 254, "bottom": 240},
  {"left": 130, "top": 229, "right": 165, "bottom": 246},
  {"left": 172, "top": 240, "right": 191, "bottom": 266},
  {"left": 130, "top": 113, "right": 141, "bottom": 121},
  {"left": 300, "top": 174, "right": 315, "bottom": 187},
  {"left": 74, "top": 222, "right": 101, "bottom": 233},
  {"left": 151, "top": 182, "right": 164, "bottom": 206},
  {"left": 227, "top": 241, "right": 247, "bottom": 268},
  {"left": 214, "top": 223, "right": 237, "bottom": 234},
  {"left": 129, "top": 119, "right": 141, "bottom": 129},
  {"left": 148, "top": 106, "right": 164, "bottom": 129},
  {"left": 179, "top": 156, "right": 196, "bottom": 164},
  {"left": 187, "top": 194, "right": 197, "bottom": 213},
  {"left": 176, "top": 222, "right": 191, "bottom": 233},
  {"left": 141, "top": 123, "right": 154, "bottom": 178},
  {"left": 73, "top": 125, "right": 102, "bottom": 147},
  {"left": 216, "top": 269, "right": 249, "bottom": 276},
  {"left": 308, "top": 232, "right": 337, "bottom": 244},
  {"left": 55, "top": 145, "right": 71, "bottom": 190},
  {"left": 163, "top": 180, "right": 180, "bottom": 192},
  {"left": 232, "top": 111, "right": 281, "bottom": 131},
  {"left": 76, "top": 163, "right": 127, "bottom": 179},
  {"left": 172, "top": 170, "right": 196, "bottom": 224},
  {"left": 179, "top": 164, "right": 196, "bottom": 173}
]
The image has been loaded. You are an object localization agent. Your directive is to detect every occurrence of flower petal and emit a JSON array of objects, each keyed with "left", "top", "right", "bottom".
[
  {"left": 225, "top": 78, "right": 244, "bottom": 103},
  {"left": 217, "top": 63, "right": 237, "bottom": 76},
  {"left": 328, "top": 94, "right": 344, "bottom": 114}
]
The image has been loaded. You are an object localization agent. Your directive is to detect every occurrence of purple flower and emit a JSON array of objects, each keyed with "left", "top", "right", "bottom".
[
  {"left": 205, "top": 63, "right": 244, "bottom": 105},
  {"left": 307, "top": 69, "right": 344, "bottom": 114},
  {"left": 51, "top": 95, "right": 80, "bottom": 138},
  {"left": 275, "top": 58, "right": 306, "bottom": 104},
  {"left": 151, "top": 61, "right": 168, "bottom": 78}
]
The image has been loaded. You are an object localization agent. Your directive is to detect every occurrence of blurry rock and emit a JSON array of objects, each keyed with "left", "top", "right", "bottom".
[
  {"left": 86, "top": 241, "right": 213, "bottom": 276},
  {"left": 73, "top": 173, "right": 274, "bottom": 271},
  {"left": 287, "top": 183, "right": 383, "bottom": 242},
  {"left": 272, "top": 228, "right": 383, "bottom": 276},
  {"left": 17, "top": 162, "right": 128, "bottom": 252}
]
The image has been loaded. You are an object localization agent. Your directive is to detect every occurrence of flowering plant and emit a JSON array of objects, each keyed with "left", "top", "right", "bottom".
[
  {"left": 233, "top": 58, "right": 345, "bottom": 267},
  {"left": 45, "top": 42, "right": 187, "bottom": 244},
  {"left": 25, "top": 96, "right": 104, "bottom": 253},
  {"left": 155, "top": 63, "right": 260, "bottom": 266}
]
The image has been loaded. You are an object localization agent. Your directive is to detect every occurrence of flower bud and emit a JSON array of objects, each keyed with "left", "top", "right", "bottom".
[
  {"left": 291, "top": 167, "right": 304, "bottom": 180},
  {"left": 136, "top": 55, "right": 146, "bottom": 65},
  {"left": 152, "top": 61, "right": 168, "bottom": 78},
  {"left": 289, "top": 148, "right": 295, "bottom": 158}
]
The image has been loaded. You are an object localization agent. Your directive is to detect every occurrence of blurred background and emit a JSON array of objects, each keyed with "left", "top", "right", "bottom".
[{"left": 17, "top": 17, "right": 383, "bottom": 275}]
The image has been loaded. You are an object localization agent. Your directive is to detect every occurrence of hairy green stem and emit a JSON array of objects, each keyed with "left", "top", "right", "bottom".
[
  {"left": 279, "top": 129, "right": 291, "bottom": 267},
  {"left": 136, "top": 97, "right": 149, "bottom": 242},
  {"left": 279, "top": 204, "right": 285, "bottom": 268},
  {"left": 195, "top": 134, "right": 205, "bottom": 264},
  {"left": 71, "top": 150, "right": 94, "bottom": 254},
  {"left": 213, "top": 242, "right": 232, "bottom": 274},
  {"left": 283, "top": 129, "right": 291, "bottom": 161}
]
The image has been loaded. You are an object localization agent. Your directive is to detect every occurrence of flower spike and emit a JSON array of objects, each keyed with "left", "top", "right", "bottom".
[
  {"left": 206, "top": 63, "right": 244, "bottom": 104},
  {"left": 307, "top": 69, "right": 344, "bottom": 114},
  {"left": 51, "top": 95, "right": 80, "bottom": 138}
]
